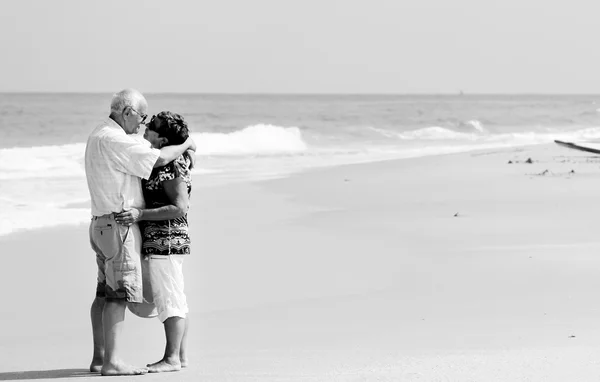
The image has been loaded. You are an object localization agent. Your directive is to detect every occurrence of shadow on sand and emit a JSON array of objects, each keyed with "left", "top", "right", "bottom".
[{"left": 0, "top": 369, "right": 96, "bottom": 380}]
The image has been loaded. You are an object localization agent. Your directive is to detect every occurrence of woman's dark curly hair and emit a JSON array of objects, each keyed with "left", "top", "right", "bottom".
[{"left": 146, "top": 111, "right": 189, "bottom": 146}]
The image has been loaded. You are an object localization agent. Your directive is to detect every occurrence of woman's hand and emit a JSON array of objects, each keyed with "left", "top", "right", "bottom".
[
  {"left": 186, "top": 149, "right": 196, "bottom": 169},
  {"left": 186, "top": 137, "right": 197, "bottom": 152},
  {"left": 115, "top": 208, "right": 143, "bottom": 226}
]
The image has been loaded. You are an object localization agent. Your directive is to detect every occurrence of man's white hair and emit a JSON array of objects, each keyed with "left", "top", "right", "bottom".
[{"left": 110, "top": 88, "right": 146, "bottom": 113}]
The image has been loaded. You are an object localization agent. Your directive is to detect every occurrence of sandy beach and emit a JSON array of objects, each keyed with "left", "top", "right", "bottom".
[{"left": 3, "top": 142, "right": 600, "bottom": 381}]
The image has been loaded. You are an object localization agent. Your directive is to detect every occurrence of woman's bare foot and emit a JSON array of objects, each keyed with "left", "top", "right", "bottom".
[
  {"left": 180, "top": 351, "right": 188, "bottom": 368},
  {"left": 101, "top": 362, "right": 148, "bottom": 376},
  {"left": 147, "top": 358, "right": 182, "bottom": 373},
  {"left": 89, "top": 357, "right": 103, "bottom": 372}
]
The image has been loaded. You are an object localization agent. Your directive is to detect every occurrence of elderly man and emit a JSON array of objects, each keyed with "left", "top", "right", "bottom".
[{"left": 85, "top": 88, "right": 196, "bottom": 376}]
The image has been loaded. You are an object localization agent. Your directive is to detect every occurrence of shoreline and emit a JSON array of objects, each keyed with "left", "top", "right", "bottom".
[{"left": 0, "top": 142, "right": 548, "bottom": 240}]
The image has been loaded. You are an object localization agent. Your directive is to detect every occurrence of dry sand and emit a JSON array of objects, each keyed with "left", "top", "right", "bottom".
[{"left": 3, "top": 143, "right": 600, "bottom": 381}]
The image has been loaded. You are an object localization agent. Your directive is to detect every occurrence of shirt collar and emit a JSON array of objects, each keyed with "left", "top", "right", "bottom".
[{"left": 106, "top": 117, "right": 125, "bottom": 132}]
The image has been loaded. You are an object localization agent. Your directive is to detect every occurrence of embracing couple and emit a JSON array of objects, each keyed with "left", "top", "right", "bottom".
[{"left": 84, "top": 89, "right": 194, "bottom": 375}]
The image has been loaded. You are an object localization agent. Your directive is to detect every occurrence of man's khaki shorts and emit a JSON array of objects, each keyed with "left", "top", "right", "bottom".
[{"left": 89, "top": 215, "right": 143, "bottom": 303}]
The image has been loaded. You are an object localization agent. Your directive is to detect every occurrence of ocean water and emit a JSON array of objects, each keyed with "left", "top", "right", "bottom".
[{"left": 2, "top": 93, "right": 600, "bottom": 236}]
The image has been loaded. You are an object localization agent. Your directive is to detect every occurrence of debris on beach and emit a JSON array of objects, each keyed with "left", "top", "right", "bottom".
[
  {"left": 528, "top": 169, "right": 577, "bottom": 177},
  {"left": 453, "top": 212, "right": 459, "bottom": 217},
  {"left": 509, "top": 158, "right": 535, "bottom": 164}
]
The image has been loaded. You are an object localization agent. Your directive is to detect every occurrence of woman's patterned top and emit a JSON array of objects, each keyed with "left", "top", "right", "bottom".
[{"left": 141, "top": 154, "right": 192, "bottom": 256}]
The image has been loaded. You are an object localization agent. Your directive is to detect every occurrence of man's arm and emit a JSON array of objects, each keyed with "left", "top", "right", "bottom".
[{"left": 154, "top": 137, "right": 197, "bottom": 168}]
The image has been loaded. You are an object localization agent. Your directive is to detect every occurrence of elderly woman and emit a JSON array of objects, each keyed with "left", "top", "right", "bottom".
[{"left": 117, "top": 111, "right": 193, "bottom": 373}]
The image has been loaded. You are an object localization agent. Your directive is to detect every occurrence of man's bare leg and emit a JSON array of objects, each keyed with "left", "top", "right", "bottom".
[
  {"left": 180, "top": 316, "right": 189, "bottom": 368},
  {"left": 101, "top": 299, "right": 147, "bottom": 376},
  {"left": 89, "top": 297, "right": 105, "bottom": 372},
  {"left": 147, "top": 316, "right": 185, "bottom": 373}
]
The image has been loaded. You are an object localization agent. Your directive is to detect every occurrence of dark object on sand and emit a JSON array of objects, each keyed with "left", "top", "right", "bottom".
[
  {"left": 525, "top": 158, "right": 533, "bottom": 164},
  {"left": 555, "top": 140, "right": 600, "bottom": 155},
  {"left": 508, "top": 160, "right": 513, "bottom": 164}
]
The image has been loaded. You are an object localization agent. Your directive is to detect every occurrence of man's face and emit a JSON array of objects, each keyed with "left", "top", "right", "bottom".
[{"left": 123, "top": 102, "right": 148, "bottom": 134}]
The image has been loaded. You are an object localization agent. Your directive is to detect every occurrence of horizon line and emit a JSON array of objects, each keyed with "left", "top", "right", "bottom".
[{"left": 1, "top": 91, "right": 600, "bottom": 96}]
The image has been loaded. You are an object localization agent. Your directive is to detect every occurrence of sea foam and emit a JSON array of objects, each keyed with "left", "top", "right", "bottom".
[
  {"left": 0, "top": 124, "right": 310, "bottom": 236},
  {"left": 0, "top": 124, "right": 308, "bottom": 181},
  {"left": 194, "top": 124, "right": 307, "bottom": 155}
]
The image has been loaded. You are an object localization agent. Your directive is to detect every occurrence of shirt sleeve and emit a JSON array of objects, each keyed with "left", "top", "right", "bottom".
[
  {"left": 173, "top": 154, "right": 191, "bottom": 179},
  {"left": 156, "top": 161, "right": 176, "bottom": 183},
  {"left": 157, "top": 155, "right": 190, "bottom": 181},
  {"left": 103, "top": 134, "right": 161, "bottom": 180},
  {"left": 154, "top": 154, "right": 192, "bottom": 185}
]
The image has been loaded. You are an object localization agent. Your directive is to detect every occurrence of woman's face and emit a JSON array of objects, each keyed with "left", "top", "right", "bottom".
[
  {"left": 143, "top": 122, "right": 165, "bottom": 149},
  {"left": 143, "top": 129, "right": 161, "bottom": 148}
]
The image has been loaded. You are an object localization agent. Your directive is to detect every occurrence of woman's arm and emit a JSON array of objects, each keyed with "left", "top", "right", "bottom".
[
  {"left": 139, "top": 177, "right": 189, "bottom": 221},
  {"left": 115, "top": 177, "right": 189, "bottom": 224}
]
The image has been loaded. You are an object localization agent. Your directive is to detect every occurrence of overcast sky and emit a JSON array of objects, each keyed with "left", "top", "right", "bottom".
[{"left": 1, "top": 0, "right": 599, "bottom": 94}]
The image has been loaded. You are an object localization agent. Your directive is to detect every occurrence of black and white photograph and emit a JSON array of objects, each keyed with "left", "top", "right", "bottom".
[{"left": 2, "top": 0, "right": 600, "bottom": 380}]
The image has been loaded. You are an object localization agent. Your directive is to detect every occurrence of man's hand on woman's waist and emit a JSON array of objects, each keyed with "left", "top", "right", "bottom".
[{"left": 114, "top": 208, "right": 142, "bottom": 226}]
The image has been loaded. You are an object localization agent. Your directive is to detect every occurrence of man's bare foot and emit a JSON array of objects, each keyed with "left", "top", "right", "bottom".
[
  {"left": 89, "top": 358, "right": 103, "bottom": 372},
  {"left": 147, "top": 359, "right": 182, "bottom": 373},
  {"left": 101, "top": 362, "right": 148, "bottom": 376}
]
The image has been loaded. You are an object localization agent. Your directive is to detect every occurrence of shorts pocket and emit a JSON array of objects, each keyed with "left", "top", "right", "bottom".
[
  {"left": 93, "top": 223, "right": 114, "bottom": 236},
  {"left": 117, "top": 225, "right": 138, "bottom": 273},
  {"left": 92, "top": 223, "right": 118, "bottom": 260}
]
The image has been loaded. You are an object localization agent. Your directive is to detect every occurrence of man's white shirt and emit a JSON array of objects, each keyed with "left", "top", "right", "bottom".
[{"left": 85, "top": 118, "right": 160, "bottom": 216}]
